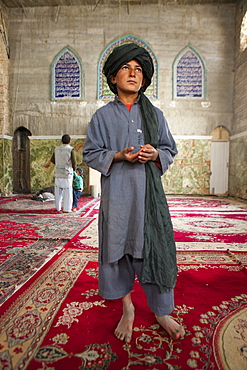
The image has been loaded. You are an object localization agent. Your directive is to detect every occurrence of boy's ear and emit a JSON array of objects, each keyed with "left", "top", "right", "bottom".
[
  {"left": 110, "top": 75, "right": 116, "bottom": 84},
  {"left": 141, "top": 77, "right": 146, "bottom": 87}
]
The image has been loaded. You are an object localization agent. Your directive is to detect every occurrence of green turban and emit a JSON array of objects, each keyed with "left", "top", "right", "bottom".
[{"left": 103, "top": 43, "right": 154, "bottom": 94}]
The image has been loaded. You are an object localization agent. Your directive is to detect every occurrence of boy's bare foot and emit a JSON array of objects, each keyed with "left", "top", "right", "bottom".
[
  {"left": 114, "top": 303, "right": 135, "bottom": 343},
  {"left": 155, "top": 314, "right": 185, "bottom": 340}
]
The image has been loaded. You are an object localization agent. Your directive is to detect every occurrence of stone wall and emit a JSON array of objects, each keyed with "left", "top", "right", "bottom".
[
  {"left": 8, "top": 4, "right": 235, "bottom": 137},
  {"left": 0, "top": 0, "right": 12, "bottom": 195},
  {"left": 0, "top": 1, "right": 246, "bottom": 198},
  {"left": 228, "top": 0, "right": 247, "bottom": 200},
  {"left": 229, "top": 134, "right": 247, "bottom": 199},
  {"left": 0, "top": 0, "right": 9, "bottom": 135},
  {"left": 234, "top": 0, "right": 247, "bottom": 135}
]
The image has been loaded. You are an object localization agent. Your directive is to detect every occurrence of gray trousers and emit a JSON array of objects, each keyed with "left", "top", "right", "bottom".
[{"left": 98, "top": 254, "right": 174, "bottom": 316}]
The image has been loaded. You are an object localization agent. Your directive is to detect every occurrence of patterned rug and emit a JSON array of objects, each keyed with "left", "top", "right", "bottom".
[
  {"left": 0, "top": 249, "right": 246, "bottom": 370},
  {"left": 67, "top": 199, "right": 100, "bottom": 251},
  {"left": 167, "top": 195, "right": 247, "bottom": 211},
  {"left": 173, "top": 212, "right": 247, "bottom": 243},
  {"left": 67, "top": 196, "right": 247, "bottom": 252},
  {"left": 0, "top": 197, "right": 97, "bottom": 306},
  {"left": 0, "top": 195, "right": 96, "bottom": 215},
  {"left": 0, "top": 215, "right": 92, "bottom": 240},
  {"left": 0, "top": 214, "right": 92, "bottom": 305}
]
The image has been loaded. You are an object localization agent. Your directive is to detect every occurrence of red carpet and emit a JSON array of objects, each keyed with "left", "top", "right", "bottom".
[
  {"left": 0, "top": 195, "right": 95, "bottom": 214},
  {"left": 0, "top": 195, "right": 246, "bottom": 369},
  {"left": 0, "top": 249, "right": 246, "bottom": 369},
  {"left": 168, "top": 196, "right": 247, "bottom": 245},
  {"left": 172, "top": 212, "right": 247, "bottom": 243},
  {"left": 0, "top": 196, "right": 98, "bottom": 305},
  {"left": 66, "top": 196, "right": 247, "bottom": 252}
]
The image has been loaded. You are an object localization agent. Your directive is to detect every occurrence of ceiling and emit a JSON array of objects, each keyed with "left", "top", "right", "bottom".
[{"left": 0, "top": 0, "right": 238, "bottom": 8}]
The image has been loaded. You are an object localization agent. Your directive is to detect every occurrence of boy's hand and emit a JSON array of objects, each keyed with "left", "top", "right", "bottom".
[
  {"left": 138, "top": 144, "right": 159, "bottom": 163},
  {"left": 114, "top": 146, "right": 141, "bottom": 163}
]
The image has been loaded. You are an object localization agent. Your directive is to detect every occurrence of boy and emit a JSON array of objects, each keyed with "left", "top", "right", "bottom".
[
  {"left": 72, "top": 168, "right": 83, "bottom": 211},
  {"left": 83, "top": 43, "right": 184, "bottom": 343}
]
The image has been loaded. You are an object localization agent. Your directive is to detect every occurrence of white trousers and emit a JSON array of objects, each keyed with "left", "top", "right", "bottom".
[{"left": 54, "top": 177, "right": 73, "bottom": 212}]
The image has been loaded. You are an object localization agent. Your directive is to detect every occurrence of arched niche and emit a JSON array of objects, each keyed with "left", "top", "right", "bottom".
[
  {"left": 12, "top": 127, "right": 32, "bottom": 193},
  {"left": 173, "top": 45, "right": 206, "bottom": 100},
  {"left": 97, "top": 35, "right": 158, "bottom": 100},
  {"left": 211, "top": 126, "right": 229, "bottom": 141},
  {"left": 51, "top": 46, "right": 84, "bottom": 101}
]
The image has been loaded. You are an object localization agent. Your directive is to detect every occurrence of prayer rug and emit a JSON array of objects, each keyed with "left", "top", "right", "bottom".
[
  {"left": 172, "top": 212, "right": 247, "bottom": 243},
  {"left": 66, "top": 199, "right": 100, "bottom": 250},
  {"left": 169, "top": 196, "right": 247, "bottom": 250},
  {"left": 0, "top": 239, "right": 66, "bottom": 305},
  {"left": 66, "top": 196, "right": 247, "bottom": 252},
  {"left": 0, "top": 215, "right": 93, "bottom": 305},
  {"left": 167, "top": 195, "right": 247, "bottom": 212},
  {"left": 67, "top": 216, "right": 99, "bottom": 251},
  {"left": 0, "top": 195, "right": 95, "bottom": 215},
  {"left": 0, "top": 249, "right": 246, "bottom": 370},
  {"left": 0, "top": 215, "right": 91, "bottom": 240}
]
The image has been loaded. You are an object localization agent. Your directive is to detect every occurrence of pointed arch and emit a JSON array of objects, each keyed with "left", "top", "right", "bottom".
[
  {"left": 51, "top": 46, "right": 84, "bottom": 101},
  {"left": 97, "top": 35, "right": 158, "bottom": 100},
  {"left": 172, "top": 45, "right": 206, "bottom": 100}
]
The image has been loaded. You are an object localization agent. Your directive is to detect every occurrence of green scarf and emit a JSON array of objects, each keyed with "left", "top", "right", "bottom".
[{"left": 139, "top": 92, "right": 178, "bottom": 293}]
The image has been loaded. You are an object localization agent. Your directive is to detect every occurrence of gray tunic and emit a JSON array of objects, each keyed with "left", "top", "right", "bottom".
[{"left": 83, "top": 97, "right": 177, "bottom": 264}]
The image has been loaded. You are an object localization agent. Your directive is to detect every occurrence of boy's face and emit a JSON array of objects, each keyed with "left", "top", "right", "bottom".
[{"left": 110, "top": 60, "right": 145, "bottom": 96}]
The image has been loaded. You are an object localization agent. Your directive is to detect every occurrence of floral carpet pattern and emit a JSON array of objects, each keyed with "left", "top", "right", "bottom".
[
  {"left": 0, "top": 195, "right": 246, "bottom": 369},
  {"left": 0, "top": 196, "right": 98, "bottom": 305},
  {"left": 68, "top": 196, "right": 247, "bottom": 252},
  {"left": 0, "top": 249, "right": 246, "bottom": 369},
  {"left": 0, "top": 214, "right": 91, "bottom": 240},
  {"left": 0, "top": 195, "right": 95, "bottom": 215}
]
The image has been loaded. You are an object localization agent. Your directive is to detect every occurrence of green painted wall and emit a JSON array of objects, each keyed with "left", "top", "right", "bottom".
[
  {"left": 229, "top": 134, "right": 247, "bottom": 200},
  {"left": 30, "top": 138, "right": 88, "bottom": 193},
  {"left": 0, "top": 137, "right": 13, "bottom": 195},
  {"left": 163, "top": 139, "right": 211, "bottom": 195},
  {"left": 2, "top": 136, "right": 245, "bottom": 199}
]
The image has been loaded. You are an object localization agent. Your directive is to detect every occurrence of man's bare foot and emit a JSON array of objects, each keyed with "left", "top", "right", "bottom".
[
  {"left": 114, "top": 303, "right": 135, "bottom": 343},
  {"left": 155, "top": 314, "right": 185, "bottom": 340}
]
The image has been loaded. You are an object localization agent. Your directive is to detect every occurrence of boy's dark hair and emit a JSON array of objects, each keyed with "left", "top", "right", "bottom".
[
  {"left": 76, "top": 168, "right": 83, "bottom": 176},
  {"left": 62, "top": 134, "right": 71, "bottom": 144}
]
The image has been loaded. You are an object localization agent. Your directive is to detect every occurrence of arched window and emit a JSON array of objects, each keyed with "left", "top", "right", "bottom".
[
  {"left": 97, "top": 35, "right": 158, "bottom": 100},
  {"left": 51, "top": 46, "right": 84, "bottom": 101},
  {"left": 240, "top": 11, "right": 247, "bottom": 52},
  {"left": 173, "top": 46, "right": 206, "bottom": 100}
]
